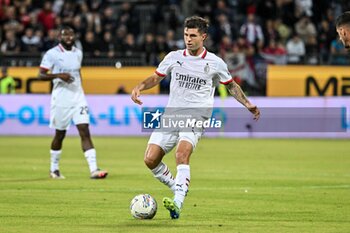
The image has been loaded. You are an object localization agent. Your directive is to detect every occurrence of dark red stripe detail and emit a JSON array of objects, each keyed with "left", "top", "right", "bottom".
[
  {"left": 220, "top": 79, "right": 233, "bottom": 85},
  {"left": 58, "top": 44, "right": 64, "bottom": 52},
  {"left": 201, "top": 49, "right": 207, "bottom": 59},
  {"left": 155, "top": 70, "right": 166, "bottom": 77},
  {"left": 39, "top": 66, "right": 49, "bottom": 71}
]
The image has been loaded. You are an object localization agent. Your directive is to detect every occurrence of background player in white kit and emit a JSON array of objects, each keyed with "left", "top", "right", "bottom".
[
  {"left": 131, "top": 16, "right": 260, "bottom": 219},
  {"left": 38, "top": 26, "right": 108, "bottom": 179}
]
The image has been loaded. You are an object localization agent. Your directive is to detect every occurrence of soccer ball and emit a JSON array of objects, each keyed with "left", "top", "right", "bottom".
[{"left": 130, "top": 194, "right": 157, "bottom": 219}]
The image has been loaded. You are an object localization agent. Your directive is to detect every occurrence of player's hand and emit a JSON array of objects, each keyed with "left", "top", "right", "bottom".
[
  {"left": 57, "top": 73, "right": 74, "bottom": 83},
  {"left": 247, "top": 103, "right": 260, "bottom": 121},
  {"left": 131, "top": 88, "right": 143, "bottom": 105}
]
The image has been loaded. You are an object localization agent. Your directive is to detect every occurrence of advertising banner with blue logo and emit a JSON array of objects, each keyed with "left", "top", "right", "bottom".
[{"left": 0, "top": 95, "right": 349, "bottom": 138}]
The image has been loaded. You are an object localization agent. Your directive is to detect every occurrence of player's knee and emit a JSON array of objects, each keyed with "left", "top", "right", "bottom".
[
  {"left": 78, "top": 127, "right": 90, "bottom": 139},
  {"left": 54, "top": 131, "right": 66, "bottom": 141},
  {"left": 175, "top": 151, "right": 190, "bottom": 164},
  {"left": 144, "top": 154, "right": 158, "bottom": 169}
]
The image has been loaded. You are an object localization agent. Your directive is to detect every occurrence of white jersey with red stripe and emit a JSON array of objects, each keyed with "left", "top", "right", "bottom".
[
  {"left": 156, "top": 48, "right": 233, "bottom": 109},
  {"left": 40, "top": 44, "right": 86, "bottom": 107}
]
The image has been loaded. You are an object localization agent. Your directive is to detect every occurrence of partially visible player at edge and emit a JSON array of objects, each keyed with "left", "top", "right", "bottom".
[
  {"left": 336, "top": 11, "right": 350, "bottom": 50},
  {"left": 131, "top": 16, "right": 260, "bottom": 219},
  {"left": 38, "top": 26, "right": 108, "bottom": 179}
]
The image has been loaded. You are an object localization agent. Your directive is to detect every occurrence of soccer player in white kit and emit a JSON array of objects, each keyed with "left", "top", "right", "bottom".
[
  {"left": 38, "top": 26, "right": 108, "bottom": 179},
  {"left": 131, "top": 16, "right": 260, "bottom": 219}
]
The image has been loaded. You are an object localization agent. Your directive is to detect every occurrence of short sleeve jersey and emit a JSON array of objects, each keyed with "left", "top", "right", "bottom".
[
  {"left": 40, "top": 44, "right": 86, "bottom": 107},
  {"left": 156, "top": 48, "right": 233, "bottom": 108}
]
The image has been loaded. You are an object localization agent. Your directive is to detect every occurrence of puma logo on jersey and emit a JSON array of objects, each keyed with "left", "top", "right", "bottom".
[{"left": 177, "top": 61, "right": 183, "bottom": 66}]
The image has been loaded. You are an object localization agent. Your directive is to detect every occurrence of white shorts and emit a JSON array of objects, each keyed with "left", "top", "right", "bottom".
[
  {"left": 148, "top": 130, "right": 203, "bottom": 154},
  {"left": 50, "top": 103, "right": 90, "bottom": 130}
]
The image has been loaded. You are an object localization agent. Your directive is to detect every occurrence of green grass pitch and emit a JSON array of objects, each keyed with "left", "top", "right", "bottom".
[{"left": 0, "top": 137, "right": 349, "bottom": 233}]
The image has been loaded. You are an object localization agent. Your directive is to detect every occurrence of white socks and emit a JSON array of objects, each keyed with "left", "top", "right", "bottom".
[
  {"left": 174, "top": 164, "right": 190, "bottom": 209},
  {"left": 151, "top": 162, "right": 175, "bottom": 193},
  {"left": 84, "top": 148, "right": 98, "bottom": 173},
  {"left": 50, "top": 150, "right": 62, "bottom": 172},
  {"left": 152, "top": 163, "right": 191, "bottom": 209}
]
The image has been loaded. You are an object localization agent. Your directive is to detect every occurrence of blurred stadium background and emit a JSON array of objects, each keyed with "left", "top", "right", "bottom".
[{"left": 1, "top": 1, "right": 350, "bottom": 232}]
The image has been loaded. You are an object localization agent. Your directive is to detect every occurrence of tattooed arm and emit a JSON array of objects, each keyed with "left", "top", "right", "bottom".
[{"left": 226, "top": 81, "right": 260, "bottom": 120}]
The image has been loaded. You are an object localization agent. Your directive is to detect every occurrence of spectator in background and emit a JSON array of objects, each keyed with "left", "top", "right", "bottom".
[
  {"left": 262, "top": 39, "right": 286, "bottom": 56},
  {"left": 263, "top": 19, "right": 281, "bottom": 47},
  {"left": 214, "top": 13, "right": 235, "bottom": 44},
  {"left": 194, "top": 0, "right": 213, "bottom": 18},
  {"left": 295, "top": 0, "right": 313, "bottom": 17},
  {"left": 28, "top": 11, "right": 44, "bottom": 33},
  {"left": 101, "top": 6, "right": 117, "bottom": 32},
  {"left": 224, "top": 41, "right": 247, "bottom": 87},
  {"left": 122, "top": 33, "right": 139, "bottom": 57},
  {"left": 37, "top": 1, "right": 56, "bottom": 32},
  {"left": 21, "top": 27, "right": 41, "bottom": 53},
  {"left": 72, "top": 15, "right": 86, "bottom": 40},
  {"left": 219, "top": 35, "right": 233, "bottom": 59},
  {"left": 52, "top": 0, "right": 64, "bottom": 15},
  {"left": 165, "top": 30, "right": 178, "bottom": 51},
  {"left": 240, "top": 13, "right": 264, "bottom": 51},
  {"left": 257, "top": 0, "right": 277, "bottom": 22},
  {"left": 2, "top": 5, "right": 23, "bottom": 34},
  {"left": 155, "top": 34, "right": 169, "bottom": 61},
  {"left": 318, "top": 20, "right": 334, "bottom": 63},
  {"left": 165, "top": 4, "right": 183, "bottom": 32},
  {"left": 274, "top": 18, "right": 291, "bottom": 44},
  {"left": 141, "top": 32, "right": 157, "bottom": 65},
  {"left": 117, "top": 2, "right": 139, "bottom": 36},
  {"left": 213, "top": 0, "right": 233, "bottom": 20},
  {"left": 42, "top": 28, "right": 58, "bottom": 51},
  {"left": 78, "top": 2, "right": 93, "bottom": 30},
  {"left": 59, "top": 1, "right": 75, "bottom": 27},
  {"left": 82, "top": 30, "right": 101, "bottom": 57},
  {"left": 114, "top": 25, "right": 128, "bottom": 53},
  {"left": 234, "top": 35, "right": 252, "bottom": 55},
  {"left": 305, "top": 35, "right": 319, "bottom": 64},
  {"left": 165, "top": 30, "right": 184, "bottom": 51},
  {"left": 295, "top": 15, "right": 317, "bottom": 42},
  {"left": 0, "top": 66, "right": 16, "bottom": 94},
  {"left": 1, "top": 30, "right": 21, "bottom": 54},
  {"left": 275, "top": 0, "right": 296, "bottom": 28},
  {"left": 100, "top": 30, "right": 115, "bottom": 58},
  {"left": 286, "top": 33, "right": 305, "bottom": 64},
  {"left": 18, "top": 5, "right": 31, "bottom": 28}
]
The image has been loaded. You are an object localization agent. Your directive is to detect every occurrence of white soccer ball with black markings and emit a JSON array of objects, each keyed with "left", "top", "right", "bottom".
[{"left": 130, "top": 194, "right": 157, "bottom": 219}]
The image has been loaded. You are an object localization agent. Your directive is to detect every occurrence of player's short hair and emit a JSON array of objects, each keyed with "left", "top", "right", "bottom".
[
  {"left": 184, "top": 16, "right": 209, "bottom": 34},
  {"left": 336, "top": 11, "right": 350, "bottom": 28},
  {"left": 58, "top": 25, "right": 74, "bottom": 34}
]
